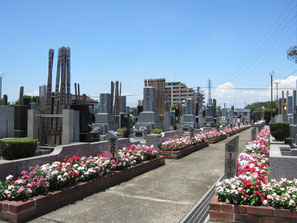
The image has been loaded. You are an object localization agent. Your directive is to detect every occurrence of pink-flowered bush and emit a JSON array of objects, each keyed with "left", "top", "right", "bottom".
[{"left": 0, "top": 144, "right": 160, "bottom": 201}]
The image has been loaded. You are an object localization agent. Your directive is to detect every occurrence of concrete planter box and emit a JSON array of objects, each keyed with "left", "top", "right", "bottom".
[
  {"left": 207, "top": 135, "right": 227, "bottom": 144},
  {"left": 159, "top": 141, "right": 208, "bottom": 159},
  {"left": 0, "top": 156, "right": 165, "bottom": 223},
  {"left": 210, "top": 196, "right": 297, "bottom": 222}
]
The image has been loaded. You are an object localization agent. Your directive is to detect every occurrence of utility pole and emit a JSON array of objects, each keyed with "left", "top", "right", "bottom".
[
  {"left": 270, "top": 70, "right": 275, "bottom": 119},
  {"left": 275, "top": 81, "right": 279, "bottom": 101}
]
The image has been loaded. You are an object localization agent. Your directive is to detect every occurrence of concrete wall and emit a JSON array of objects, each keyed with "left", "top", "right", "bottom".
[{"left": 0, "top": 138, "right": 139, "bottom": 181}]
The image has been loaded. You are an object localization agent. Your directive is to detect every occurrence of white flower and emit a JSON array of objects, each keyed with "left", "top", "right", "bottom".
[
  {"left": 263, "top": 200, "right": 268, "bottom": 206},
  {"left": 6, "top": 175, "right": 13, "bottom": 181}
]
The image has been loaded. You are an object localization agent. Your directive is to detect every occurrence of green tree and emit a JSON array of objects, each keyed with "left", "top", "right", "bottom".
[{"left": 245, "top": 101, "right": 276, "bottom": 122}]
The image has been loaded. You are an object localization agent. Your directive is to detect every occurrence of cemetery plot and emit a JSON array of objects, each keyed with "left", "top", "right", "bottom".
[
  {"left": 159, "top": 134, "right": 208, "bottom": 159},
  {"left": 209, "top": 126, "right": 297, "bottom": 222},
  {"left": 0, "top": 145, "right": 164, "bottom": 223}
]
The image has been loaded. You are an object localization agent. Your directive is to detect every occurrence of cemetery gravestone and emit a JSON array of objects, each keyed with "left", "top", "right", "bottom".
[
  {"left": 135, "top": 87, "right": 162, "bottom": 134},
  {"left": 107, "top": 130, "right": 119, "bottom": 164},
  {"left": 251, "top": 127, "right": 256, "bottom": 141},
  {"left": 225, "top": 136, "right": 239, "bottom": 179},
  {"left": 93, "top": 93, "right": 117, "bottom": 134}
]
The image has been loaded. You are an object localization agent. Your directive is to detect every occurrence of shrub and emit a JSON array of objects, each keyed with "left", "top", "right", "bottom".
[
  {"left": 116, "top": 127, "right": 128, "bottom": 135},
  {"left": 269, "top": 122, "right": 290, "bottom": 141},
  {"left": 150, "top": 129, "right": 163, "bottom": 134},
  {"left": 0, "top": 138, "right": 37, "bottom": 160}
]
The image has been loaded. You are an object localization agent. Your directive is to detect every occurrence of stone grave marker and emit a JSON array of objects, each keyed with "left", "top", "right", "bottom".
[
  {"left": 288, "top": 96, "right": 293, "bottom": 114},
  {"left": 251, "top": 127, "right": 256, "bottom": 141},
  {"left": 107, "top": 130, "right": 119, "bottom": 163},
  {"left": 225, "top": 135, "right": 239, "bottom": 179}
]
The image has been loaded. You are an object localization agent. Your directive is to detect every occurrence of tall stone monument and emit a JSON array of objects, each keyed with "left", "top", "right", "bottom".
[
  {"left": 93, "top": 93, "right": 117, "bottom": 134},
  {"left": 135, "top": 87, "right": 162, "bottom": 134},
  {"left": 27, "top": 47, "right": 79, "bottom": 146},
  {"left": 181, "top": 98, "right": 196, "bottom": 130}
]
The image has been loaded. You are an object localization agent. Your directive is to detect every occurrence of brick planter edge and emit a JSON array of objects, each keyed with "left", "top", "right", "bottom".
[{"left": 0, "top": 156, "right": 165, "bottom": 223}]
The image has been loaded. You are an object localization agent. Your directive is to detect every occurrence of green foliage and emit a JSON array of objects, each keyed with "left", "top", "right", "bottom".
[
  {"left": 245, "top": 101, "right": 276, "bottom": 122},
  {"left": 170, "top": 104, "right": 177, "bottom": 111},
  {"left": 116, "top": 127, "right": 128, "bottom": 135},
  {"left": 150, "top": 129, "right": 163, "bottom": 134},
  {"left": 14, "top": 95, "right": 38, "bottom": 105},
  {"left": 269, "top": 122, "right": 290, "bottom": 141},
  {"left": 264, "top": 108, "right": 277, "bottom": 125},
  {"left": 0, "top": 138, "right": 37, "bottom": 160}
]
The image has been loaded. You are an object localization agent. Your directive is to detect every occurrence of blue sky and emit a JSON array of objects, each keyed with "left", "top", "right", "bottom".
[{"left": 1, "top": 0, "right": 297, "bottom": 107}]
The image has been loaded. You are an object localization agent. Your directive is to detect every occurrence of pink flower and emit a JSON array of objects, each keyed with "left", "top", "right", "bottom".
[
  {"left": 262, "top": 200, "right": 268, "bottom": 206},
  {"left": 18, "top": 187, "right": 24, "bottom": 193}
]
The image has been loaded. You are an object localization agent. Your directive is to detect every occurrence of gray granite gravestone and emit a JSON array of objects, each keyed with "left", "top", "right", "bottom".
[
  {"left": 251, "top": 127, "right": 256, "bottom": 141},
  {"left": 135, "top": 87, "right": 162, "bottom": 134},
  {"left": 107, "top": 130, "right": 119, "bottom": 163},
  {"left": 163, "top": 111, "right": 172, "bottom": 131},
  {"left": 94, "top": 93, "right": 117, "bottom": 134},
  {"left": 0, "top": 105, "right": 14, "bottom": 138},
  {"left": 181, "top": 98, "right": 196, "bottom": 129},
  {"left": 225, "top": 136, "right": 239, "bottom": 179},
  {"left": 288, "top": 96, "right": 293, "bottom": 114},
  {"left": 120, "top": 96, "right": 127, "bottom": 113}
]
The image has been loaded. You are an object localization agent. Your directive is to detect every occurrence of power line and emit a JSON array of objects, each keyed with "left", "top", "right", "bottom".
[
  {"left": 225, "top": 2, "right": 297, "bottom": 82},
  {"left": 225, "top": 0, "right": 295, "bottom": 81},
  {"left": 226, "top": 19, "right": 297, "bottom": 82}
]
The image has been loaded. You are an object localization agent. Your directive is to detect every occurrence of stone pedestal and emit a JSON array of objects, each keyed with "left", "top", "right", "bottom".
[
  {"left": 27, "top": 109, "right": 42, "bottom": 140},
  {"left": 135, "top": 111, "right": 162, "bottom": 134},
  {"left": 146, "top": 134, "right": 161, "bottom": 148},
  {"left": 94, "top": 113, "right": 117, "bottom": 135},
  {"left": 62, "top": 109, "right": 80, "bottom": 145},
  {"left": 275, "top": 114, "right": 288, "bottom": 123}
]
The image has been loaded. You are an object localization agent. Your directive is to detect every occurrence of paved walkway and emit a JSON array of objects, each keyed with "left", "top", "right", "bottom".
[{"left": 28, "top": 129, "right": 252, "bottom": 223}]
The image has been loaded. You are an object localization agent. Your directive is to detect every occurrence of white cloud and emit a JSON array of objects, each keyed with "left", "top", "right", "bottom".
[
  {"left": 26, "top": 90, "right": 39, "bottom": 96},
  {"left": 273, "top": 75, "right": 297, "bottom": 97},
  {"left": 214, "top": 82, "right": 236, "bottom": 100}
]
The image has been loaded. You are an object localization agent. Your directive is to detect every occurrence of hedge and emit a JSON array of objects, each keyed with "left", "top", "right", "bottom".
[
  {"left": 0, "top": 138, "right": 37, "bottom": 160},
  {"left": 150, "top": 129, "right": 163, "bottom": 134},
  {"left": 269, "top": 122, "right": 290, "bottom": 141}
]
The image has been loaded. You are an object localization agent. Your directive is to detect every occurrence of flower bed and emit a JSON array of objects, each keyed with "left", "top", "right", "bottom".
[
  {"left": 210, "top": 195, "right": 297, "bottom": 222},
  {"left": 207, "top": 134, "right": 227, "bottom": 144},
  {"left": 160, "top": 141, "right": 208, "bottom": 159},
  {"left": 159, "top": 134, "right": 208, "bottom": 159},
  {"left": 210, "top": 126, "right": 297, "bottom": 222},
  {"left": 0, "top": 145, "right": 164, "bottom": 222}
]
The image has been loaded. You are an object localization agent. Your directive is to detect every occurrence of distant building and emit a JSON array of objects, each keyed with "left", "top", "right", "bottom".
[
  {"left": 165, "top": 82, "right": 196, "bottom": 105},
  {"left": 71, "top": 94, "right": 97, "bottom": 105}
]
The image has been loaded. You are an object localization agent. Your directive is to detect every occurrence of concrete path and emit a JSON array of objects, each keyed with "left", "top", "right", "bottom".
[{"left": 28, "top": 129, "right": 252, "bottom": 223}]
